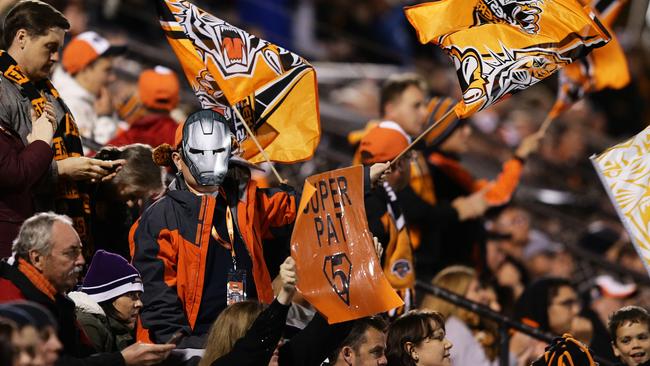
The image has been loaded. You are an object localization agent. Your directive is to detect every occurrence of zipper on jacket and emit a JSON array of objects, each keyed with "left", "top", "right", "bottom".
[{"left": 188, "top": 195, "right": 209, "bottom": 326}]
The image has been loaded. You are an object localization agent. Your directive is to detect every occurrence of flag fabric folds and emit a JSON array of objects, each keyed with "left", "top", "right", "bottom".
[
  {"left": 549, "top": 0, "right": 630, "bottom": 119},
  {"left": 291, "top": 166, "right": 403, "bottom": 323},
  {"left": 156, "top": 0, "right": 320, "bottom": 163},
  {"left": 591, "top": 126, "right": 650, "bottom": 278},
  {"left": 405, "top": 0, "right": 611, "bottom": 119}
]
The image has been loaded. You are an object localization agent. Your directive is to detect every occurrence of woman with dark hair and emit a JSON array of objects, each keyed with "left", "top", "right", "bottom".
[
  {"left": 386, "top": 310, "right": 453, "bottom": 366},
  {"left": 68, "top": 250, "right": 144, "bottom": 353}
]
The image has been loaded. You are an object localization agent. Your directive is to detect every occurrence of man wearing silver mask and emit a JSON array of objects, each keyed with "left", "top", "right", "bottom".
[{"left": 130, "top": 109, "right": 297, "bottom": 355}]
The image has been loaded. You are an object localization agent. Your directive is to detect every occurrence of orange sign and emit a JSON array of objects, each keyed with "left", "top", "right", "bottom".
[{"left": 291, "top": 166, "right": 403, "bottom": 324}]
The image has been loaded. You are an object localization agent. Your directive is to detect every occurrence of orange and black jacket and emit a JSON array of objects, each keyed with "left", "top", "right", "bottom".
[
  {"left": 129, "top": 175, "right": 296, "bottom": 347},
  {"left": 365, "top": 181, "right": 416, "bottom": 319}
]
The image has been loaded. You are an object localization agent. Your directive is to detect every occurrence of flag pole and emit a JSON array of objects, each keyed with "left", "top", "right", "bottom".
[
  {"left": 388, "top": 106, "right": 457, "bottom": 169},
  {"left": 232, "top": 106, "right": 285, "bottom": 183},
  {"left": 536, "top": 114, "right": 555, "bottom": 136}
]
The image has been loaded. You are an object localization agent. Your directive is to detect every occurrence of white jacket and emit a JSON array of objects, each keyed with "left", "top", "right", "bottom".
[{"left": 51, "top": 67, "right": 117, "bottom": 148}]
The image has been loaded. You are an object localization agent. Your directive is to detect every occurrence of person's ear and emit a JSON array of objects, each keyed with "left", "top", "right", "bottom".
[
  {"left": 14, "top": 29, "right": 27, "bottom": 50},
  {"left": 384, "top": 100, "right": 396, "bottom": 118},
  {"left": 342, "top": 346, "right": 354, "bottom": 364},
  {"left": 404, "top": 342, "right": 418, "bottom": 362},
  {"left": 612, "top": 341, "right": 621, "bottom": 358},
  {"left": 171, "top": 151, "right": 183, "bottom": 171},
  {"left": 29, "top": 249, "right": 46, "bottom": 271}
]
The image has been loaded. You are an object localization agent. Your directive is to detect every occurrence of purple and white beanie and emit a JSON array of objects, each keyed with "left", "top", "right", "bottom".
[{"left": 81, "top": 250, "right": 143, "bottom": 303}]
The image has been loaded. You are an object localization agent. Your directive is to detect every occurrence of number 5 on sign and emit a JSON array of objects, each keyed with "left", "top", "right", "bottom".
[{"left": 291, "top": 166, "right": 403, "bottom": 324}]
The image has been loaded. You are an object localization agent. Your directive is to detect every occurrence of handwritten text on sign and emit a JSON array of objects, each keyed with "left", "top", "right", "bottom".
[{"left": 291, "top": 166, "right": 403, "bottom": 324}]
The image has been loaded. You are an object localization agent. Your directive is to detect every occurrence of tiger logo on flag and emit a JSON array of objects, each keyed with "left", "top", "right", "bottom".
[
  {"left": 157, "top": 0, "right": 321, "bottom": 164},
  {"left": 405, "top": 0, "right": 610, "bottom": 119},
  {"left": 448, "top": 44, "right": 570, "bottom": 112},
  {"left": 175, "top": 2, "right": 304, "bottom": 79},
  {"left": 474, "top": 0, "right": 544, "bottom": 34}
]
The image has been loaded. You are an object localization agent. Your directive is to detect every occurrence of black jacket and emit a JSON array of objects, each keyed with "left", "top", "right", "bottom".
[
  {"left": 211, "top": 300, "right": 353, "bottom": 366},
  {"left": 397, "top": 150, "right": 486, "bottom": 278}
]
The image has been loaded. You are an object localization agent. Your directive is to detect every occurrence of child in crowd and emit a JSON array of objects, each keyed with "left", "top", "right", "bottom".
[{"left": 608, "top": 306, "right": 650, "bottom": 366}]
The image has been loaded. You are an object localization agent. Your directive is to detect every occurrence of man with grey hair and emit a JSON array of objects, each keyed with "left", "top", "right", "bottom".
[{"left": 0, "top": 212, "right": 174, "bottom": 366}]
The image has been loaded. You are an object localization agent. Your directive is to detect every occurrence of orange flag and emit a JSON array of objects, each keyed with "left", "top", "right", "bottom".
[
  {"left": 405, "top": 0, "right": 610, "bottom": 119},
  {"left": 291, "top": 166, "right": 403, "bottom": 323},
  {"left": 549, "top": 0, "right": 630, "bottom": 119},
  {"left": 156, "top": 0, "right": 320, "bottom": 163}
]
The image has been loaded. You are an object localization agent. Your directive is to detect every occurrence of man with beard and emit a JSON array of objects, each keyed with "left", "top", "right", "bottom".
[{"left": 0, "top": 212, "right": 174, "bottom": 366}]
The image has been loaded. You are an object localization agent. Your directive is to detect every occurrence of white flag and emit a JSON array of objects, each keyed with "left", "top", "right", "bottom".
[{"left": 592, "top": 126, "right": 650, "bottom": 278}]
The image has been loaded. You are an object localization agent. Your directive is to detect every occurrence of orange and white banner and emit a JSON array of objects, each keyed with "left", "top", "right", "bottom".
[
  {"left": 291, "top": 166, "right": 403, "bottom": 323},
  {"left": 405, "top": 0, "right": 610, "bottom": 119},
  {"left": 592, "top": 126, "right": 650, "bottom": 277}
]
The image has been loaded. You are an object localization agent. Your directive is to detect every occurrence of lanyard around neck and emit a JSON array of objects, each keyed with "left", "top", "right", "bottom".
[{"left": 211, "top": 204, "right": 238, "bottom": 270}]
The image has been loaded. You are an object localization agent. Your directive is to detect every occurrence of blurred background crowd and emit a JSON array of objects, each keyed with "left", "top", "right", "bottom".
[{"left": 1, "top": 0, "right": 650, "bottom": 365}]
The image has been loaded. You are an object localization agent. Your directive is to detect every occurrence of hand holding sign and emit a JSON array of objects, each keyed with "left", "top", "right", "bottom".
[
  {"left": 277, "top": 257, "right": 297, "bottom": 305},
  {"left": 291, "top": 166, "right": 403, "bottom": 324}
]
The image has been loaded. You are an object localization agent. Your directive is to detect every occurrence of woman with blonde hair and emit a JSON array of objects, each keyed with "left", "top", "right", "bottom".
[
  {"left": 421, "top": 266, "right": 482, "bottom": 327},
  {"left": 421, "top": 265, "right": 512, "bottom": 366},
  {"left": 201, "top": 255, "right": 356, "bottom": 366},
  {"left": 199, "top": 256, "right": 296, "bottom": 366},
  {"left": 199, "top": 301, "right": 266, "bottom": 365}
]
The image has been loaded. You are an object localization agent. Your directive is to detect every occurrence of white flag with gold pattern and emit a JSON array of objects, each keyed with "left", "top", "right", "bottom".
[{"left": 591, "top": 126, "right": 650, "bottom": 278}]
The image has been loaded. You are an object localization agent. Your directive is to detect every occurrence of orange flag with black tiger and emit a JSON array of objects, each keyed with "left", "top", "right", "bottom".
[
  {"left": 155, "top": 0, "right": 320, "bottom": 163},
  {"left": 405, "top": 0, "right": 611, "bottom": 119},
  {"left": 549, "top": 0, "right": 630, "bottom": 119}
]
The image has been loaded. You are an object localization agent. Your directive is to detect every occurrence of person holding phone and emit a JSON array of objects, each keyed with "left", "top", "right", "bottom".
[{"left": 0, "top": 1, "right": 126, "bottom": 257}]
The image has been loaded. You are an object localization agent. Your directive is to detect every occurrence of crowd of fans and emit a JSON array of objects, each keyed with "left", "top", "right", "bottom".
[{"left": 0, "top": 0, "right": 649, "bottom": 366}]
